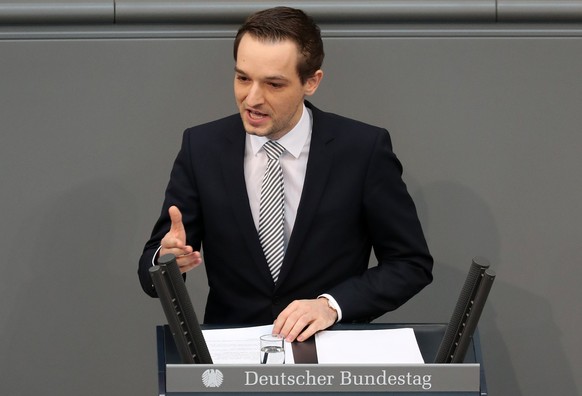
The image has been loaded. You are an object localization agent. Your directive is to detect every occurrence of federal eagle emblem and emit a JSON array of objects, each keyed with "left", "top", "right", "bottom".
[{"left": 202, "top": 368, "right": 224, "bottom": 388}]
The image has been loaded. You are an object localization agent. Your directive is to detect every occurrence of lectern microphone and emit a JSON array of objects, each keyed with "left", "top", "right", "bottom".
[
  {"left": 435, "top": 256, "right": 496, "bottom": 363},
  {"left": 149, "top": 253, "right": 213, "bottom": 364}
]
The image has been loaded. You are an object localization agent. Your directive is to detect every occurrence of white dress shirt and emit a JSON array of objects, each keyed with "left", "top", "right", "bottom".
[
  {"left": 244, "top": 105, "right": 311, "bottom": 247},
  {"left": 244, "top": 104, "right": 342, "bottom": 321}
]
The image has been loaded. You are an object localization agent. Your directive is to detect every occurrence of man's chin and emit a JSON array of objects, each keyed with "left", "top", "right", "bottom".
[{"left": 243, "top": 125, "right": 270, "bottom": 137}]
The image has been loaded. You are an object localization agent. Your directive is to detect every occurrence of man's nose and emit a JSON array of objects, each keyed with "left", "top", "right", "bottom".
[{"left": 246, "top": 83, "right": 264, "bottom": 106}]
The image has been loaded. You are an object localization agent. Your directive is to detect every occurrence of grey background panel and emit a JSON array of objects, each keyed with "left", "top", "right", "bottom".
[
  {"left": 0, "top": 0, "right": 113, "bottom": 24},
  {"left": 498, "top": 0, "right": 582, "bottom": 22},
  {"left": 0, "top": 38, "right": 235, "bottom": 395},
  {"left": 1, "top": 3, "right": 582, "bottom": 396},
  {"left": 113, "top": 0, "right": 495, "bottom": 24},
  {"left": 3, "top": 1, "right": 582, "bottom": 25}
]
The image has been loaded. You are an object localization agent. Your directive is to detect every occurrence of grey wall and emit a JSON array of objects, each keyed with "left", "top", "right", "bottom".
[{"left": 1, "top": 2, "right": 581, "bottom": 395}]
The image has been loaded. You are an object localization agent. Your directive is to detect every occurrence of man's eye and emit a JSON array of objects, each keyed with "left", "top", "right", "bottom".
[
  {"left": 269, "top": 83, "right": 283, "bottom": 88},
  {"left": 236, "top": 75, "right": 249, "bottom": 82}
]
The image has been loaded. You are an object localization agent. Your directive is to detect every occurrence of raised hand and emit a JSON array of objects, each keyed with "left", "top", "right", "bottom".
[{"left": 160, "top": 205, "right": 202, "bottom": 273}]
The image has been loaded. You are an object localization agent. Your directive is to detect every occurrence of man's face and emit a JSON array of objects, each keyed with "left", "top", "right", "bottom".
[{"left": 234, "top": 34, "right": 322, "bottom": 140}]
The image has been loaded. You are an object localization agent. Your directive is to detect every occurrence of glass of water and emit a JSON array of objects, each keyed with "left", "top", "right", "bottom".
[{"left": 260, "top": 334, "right": 285, "bottom": 364}]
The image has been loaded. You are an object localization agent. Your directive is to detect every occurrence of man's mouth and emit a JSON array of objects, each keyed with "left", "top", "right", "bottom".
[{"left": 247, "top": 109, "right": 268, "bottom": 120}]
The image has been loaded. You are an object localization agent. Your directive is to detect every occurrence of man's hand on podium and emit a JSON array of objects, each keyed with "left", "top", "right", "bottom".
[{"left": 272, "top": 297, "right": 338, "bottom": 343}]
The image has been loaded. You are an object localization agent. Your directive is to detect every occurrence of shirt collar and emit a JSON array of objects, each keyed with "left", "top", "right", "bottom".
[{"left": 249, "top": 103, "right": 312, "bottom": 159}]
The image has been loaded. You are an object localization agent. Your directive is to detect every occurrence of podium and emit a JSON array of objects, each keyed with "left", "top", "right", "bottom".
[{"left": 156, "top": 323, "right": 488, "bottom": 395}]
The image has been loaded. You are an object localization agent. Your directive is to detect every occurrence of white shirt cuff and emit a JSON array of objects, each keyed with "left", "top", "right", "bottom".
[
  {"left": 319, "top": 293, "right": 343, "bottom": 322},
  {"left": 151, "top": 245, "right": 163, "bottom": 266}
]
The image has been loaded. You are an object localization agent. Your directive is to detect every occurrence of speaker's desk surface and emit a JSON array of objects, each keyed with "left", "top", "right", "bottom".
[{"left": 156, "top": 323, "right": 488, "bottom": 395}]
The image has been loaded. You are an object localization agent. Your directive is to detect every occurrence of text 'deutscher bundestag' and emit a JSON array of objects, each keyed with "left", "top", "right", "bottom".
[{"left": 166, "top": 364, "right": 480, "bottom": 392}]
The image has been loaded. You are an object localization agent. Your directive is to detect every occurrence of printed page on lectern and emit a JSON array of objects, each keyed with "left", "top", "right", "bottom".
[{"left": 202, "top": 325, "right": 424, "bottom": 364}]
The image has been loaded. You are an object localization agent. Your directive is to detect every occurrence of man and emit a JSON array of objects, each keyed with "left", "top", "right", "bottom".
[{"left": 138, "top": 7, "right": 433, "bottom": 343}]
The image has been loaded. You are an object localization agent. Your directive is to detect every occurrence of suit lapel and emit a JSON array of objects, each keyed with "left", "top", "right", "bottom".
[
  {"left": 276, "top": 106, "right": 335, "bottom": 287},
  {"left": 221, "top": 124, "right": 275, "bottom": 286},
  {"left": 219, "top": 106, "right": 336, "bottom": 290}
]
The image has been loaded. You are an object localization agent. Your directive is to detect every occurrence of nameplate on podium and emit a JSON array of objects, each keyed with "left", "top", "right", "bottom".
[{"left": 166, "top": 363, "right": 480, "bottom": 393}]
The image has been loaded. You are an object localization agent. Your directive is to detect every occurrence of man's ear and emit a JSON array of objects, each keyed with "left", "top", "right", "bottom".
[{"left": 304, "top": 69, "right": 324, "bottom": 96}]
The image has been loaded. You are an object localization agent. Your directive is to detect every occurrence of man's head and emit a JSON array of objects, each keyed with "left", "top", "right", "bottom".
[
  {"left": 233, "top": 7, "right": 325, "bottom": 140},
  {"left": 234, "top": 6, "right": 324, "bottom": 84}
]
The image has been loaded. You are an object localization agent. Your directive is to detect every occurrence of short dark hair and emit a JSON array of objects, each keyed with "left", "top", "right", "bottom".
[{"left": 233, "top": 7, "right": 324, "bottom": 84}]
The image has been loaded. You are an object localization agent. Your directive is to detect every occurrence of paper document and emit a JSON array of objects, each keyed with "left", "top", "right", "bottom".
[
  {"left": 202, "top": 325, "right": 423, "bottom": 364},
  {"left": 202, "top": 325, "right": 294, "bottom": 364},
  {"left": 315, "top": 328, "right": 424, "bottom": 364}
]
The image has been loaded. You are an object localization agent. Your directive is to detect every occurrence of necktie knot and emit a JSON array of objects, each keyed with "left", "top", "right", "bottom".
[{"left": 263, "top": 140, "right": 285, "bottom": 161}]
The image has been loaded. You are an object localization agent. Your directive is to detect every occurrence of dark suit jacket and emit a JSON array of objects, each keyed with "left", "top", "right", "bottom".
[{"left": 138, "top": 102, "right": 432, "bottom": 325}]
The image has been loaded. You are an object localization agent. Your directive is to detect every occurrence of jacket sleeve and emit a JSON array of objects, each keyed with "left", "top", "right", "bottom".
[
  {"left": 137, "top": 129, "right": 204, "bottom": 297},
  {"left": 327, "top": 130, "right": 433, "bottom": 321}
]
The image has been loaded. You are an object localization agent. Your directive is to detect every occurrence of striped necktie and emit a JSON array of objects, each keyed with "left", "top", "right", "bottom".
[{"left": 258, "top": 140, "right": 286, "bottom": 282}]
